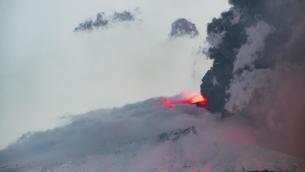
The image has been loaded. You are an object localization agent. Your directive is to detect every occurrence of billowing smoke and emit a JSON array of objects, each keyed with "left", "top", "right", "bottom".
[{"left": 201, "top": 0, "right": 305, "bottom": 158}]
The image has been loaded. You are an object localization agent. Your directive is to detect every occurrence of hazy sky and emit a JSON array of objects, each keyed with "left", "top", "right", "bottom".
[{"left": 0, "top": 0, "right": 229, "bottom": 148}]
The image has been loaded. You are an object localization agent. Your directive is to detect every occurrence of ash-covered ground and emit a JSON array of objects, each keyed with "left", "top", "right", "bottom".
[{"left": 0, "top": 98, "right": 304, "bottom": 172}]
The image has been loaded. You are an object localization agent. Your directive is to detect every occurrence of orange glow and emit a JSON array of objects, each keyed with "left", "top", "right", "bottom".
[
  {"left": 161, "top": 98, "right": 175, "bottom": 108},
  {"left": 161, "top": 91, "right": 207, "bottom": 108}
]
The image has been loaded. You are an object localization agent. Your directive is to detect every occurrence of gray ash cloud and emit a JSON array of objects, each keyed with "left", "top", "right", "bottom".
[
  {"left": 201, "top": 0, "right": 305, "bottom": 158},
  {"left": 169, "top": 18, "right": 199, "bottom": 38},
  {"left": 74, "top": 11, "right": 135, "bottom": 32}
]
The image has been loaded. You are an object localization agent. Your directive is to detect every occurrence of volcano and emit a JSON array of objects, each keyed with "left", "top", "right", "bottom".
[{"left": 0, "top": 98, "right": 303, "bottom": 172}]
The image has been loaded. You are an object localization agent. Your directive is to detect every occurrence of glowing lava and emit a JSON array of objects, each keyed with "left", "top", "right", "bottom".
[{"left": 161, "top": 91, "right": 207, "bottom": 108}]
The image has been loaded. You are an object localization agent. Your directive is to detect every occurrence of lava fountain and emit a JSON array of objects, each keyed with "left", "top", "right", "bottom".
[{"left": 161, "top": 90, "right": 207, "bottom": 108}]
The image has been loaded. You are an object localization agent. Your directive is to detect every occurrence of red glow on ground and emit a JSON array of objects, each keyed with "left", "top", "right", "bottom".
[{"left": 161, "top": 91, "right": 207, "bottom": 108}]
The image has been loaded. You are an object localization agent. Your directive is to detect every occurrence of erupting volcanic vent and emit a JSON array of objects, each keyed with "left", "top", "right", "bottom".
[
  {"left": 1, "top": 0, "right": 305, "bottom": 171},
  {"left": 161, "top": 91, "right": 207, "bottom": 108}
]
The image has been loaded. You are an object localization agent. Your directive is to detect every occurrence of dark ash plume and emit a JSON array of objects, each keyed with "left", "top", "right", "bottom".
[{"left": 201, "top": 0, "right": 305, "bottom": 158}]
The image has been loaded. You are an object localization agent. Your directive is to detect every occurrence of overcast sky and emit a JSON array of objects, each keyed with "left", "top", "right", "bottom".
[{"left": 0, "top": 0, "right": 229, "bottom": 149}]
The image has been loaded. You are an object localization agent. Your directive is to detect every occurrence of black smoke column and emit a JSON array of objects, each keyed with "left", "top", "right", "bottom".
[
  {"left": 201, "top": 1, "right": 267, "bottom": 115},
  {"left": 201, "top": 0, "right": 305, "bottom": 158}
]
